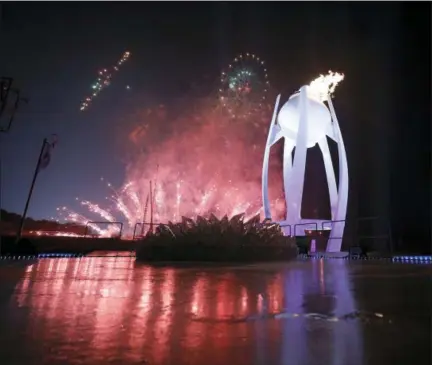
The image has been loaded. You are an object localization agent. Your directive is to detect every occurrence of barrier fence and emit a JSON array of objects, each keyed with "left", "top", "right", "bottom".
[
  {"left": 277, "top": 216, "right": 393, "bottom": 253},
  {"left": 294, "top": 222, "right": 318, "bottom": 236},
  {"left": 1, "top": 216, "right": 425, "bottom": 260},
  {"left": 42, "top": 216, "right": 393, "bottom": 253},
  {"left": 132, "top": 222, "right": 148, "bottom": 240},
  {"left": 278, "top": 223, "right": 292, "bottom": 237}
]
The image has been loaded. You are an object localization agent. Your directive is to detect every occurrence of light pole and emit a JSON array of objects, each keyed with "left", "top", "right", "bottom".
[
  {"left": 16, "top": 138, "right": 48, "bottom": 241},
  {"left": 15, "top": 134, "right": 57, "bottom": 243}
]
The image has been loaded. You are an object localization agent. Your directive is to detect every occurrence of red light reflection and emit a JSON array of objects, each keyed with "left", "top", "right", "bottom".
[{"left": 12, "top": 258, "right": 286, "bottom": 365}]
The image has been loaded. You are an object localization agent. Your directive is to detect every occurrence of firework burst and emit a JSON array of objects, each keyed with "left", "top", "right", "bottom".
[
  {"left": 219, "top": 52, "right": 270, "bottom": 119},
  {"left": 80, "top": 51, "right": 131, "bottom": 111},
  {"left": 61, "top": 92, "right": 286, "bottom": 237}
]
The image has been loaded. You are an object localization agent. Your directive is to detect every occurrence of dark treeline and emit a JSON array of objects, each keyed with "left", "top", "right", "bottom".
[{"left": 0, "top": 209, "right": 87, "bottom": 236}]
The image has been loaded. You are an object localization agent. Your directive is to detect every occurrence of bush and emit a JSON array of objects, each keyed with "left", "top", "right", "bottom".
[{"left": 136, "top": 213, "right": 298, "bottom": 262}]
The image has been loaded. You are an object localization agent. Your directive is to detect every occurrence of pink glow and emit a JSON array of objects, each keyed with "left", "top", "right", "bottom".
[{"left": 61, "top": 96, "right": 286, "bottom": 236}]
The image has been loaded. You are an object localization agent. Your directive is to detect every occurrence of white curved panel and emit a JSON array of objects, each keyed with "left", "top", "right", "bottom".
[
  {"left": 318, "top": 137, "right": 337, "bottom": 220},
  {"left": 283, "top": 138, "right": 295, "bottom": 217},
  {"left": 285, "top": 86, "right": 308, "bottom": 223},
  {"left": 262, "top": 95, "right": 281, "bottom": 220},
  {"left": 326, "top": 97, "right": 348, "bottom": 252}
]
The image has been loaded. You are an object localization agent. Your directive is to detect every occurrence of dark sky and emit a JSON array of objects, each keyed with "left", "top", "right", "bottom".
[{"left": 0, "top": 2, "right": 430, "bottom": 245}]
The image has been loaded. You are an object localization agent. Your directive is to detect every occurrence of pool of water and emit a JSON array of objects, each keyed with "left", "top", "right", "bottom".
[{"left": 0, "top": 255, "right": 430, "bottom": 365}]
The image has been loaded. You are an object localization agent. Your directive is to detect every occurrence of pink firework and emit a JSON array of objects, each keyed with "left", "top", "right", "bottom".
[{"left": 61, "top": 93, "right": 286, "bottom": 237}]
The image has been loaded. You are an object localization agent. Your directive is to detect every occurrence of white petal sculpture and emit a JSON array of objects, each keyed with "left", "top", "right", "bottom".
[{"left": 262, "top": 72, "right": 348, "bottom": 252}]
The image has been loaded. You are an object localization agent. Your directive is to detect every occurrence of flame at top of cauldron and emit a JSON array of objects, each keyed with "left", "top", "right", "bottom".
[{"left": 308, "top": 70, "right": 344, "bottom": 102}]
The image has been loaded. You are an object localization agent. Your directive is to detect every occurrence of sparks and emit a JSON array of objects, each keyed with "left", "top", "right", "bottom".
[
  {"left": 60, "top": 96, "right": 285, "bottom": 238},
  {"left": 80, "top": 50, "right": 131, "bottom": 112},
  {"left": 59, "top": 177, "right": 284, "bottom": 238},
  {"left": 219, "top": 52, "right": 270, "bottom": 119}
]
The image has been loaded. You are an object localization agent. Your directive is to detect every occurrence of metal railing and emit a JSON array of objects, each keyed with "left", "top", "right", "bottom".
[
  {"left": 294, "top": 222, "right": 318, "bottom": 236},
  {"left": 132, "top": 221, "right": 167, "bottom": 240},
  {"left": 321, "top": 219, "right": 345, "bottom": 231},
  {"left": 276, "top": 216, "right": 393, "bottom": 253},
  {"left": 132, "top": 222, "right": 147, "bottom": 240},
  {"left": 40, "top": 216, "right": 393, "bottom": 253},
  {"left": 321, "top": 220, "right": 345, "bottom": 246}
]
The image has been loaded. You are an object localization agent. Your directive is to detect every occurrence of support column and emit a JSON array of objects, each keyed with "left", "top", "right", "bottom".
[
  {"left": 326, "top": 97, "right": 349, "bottom": 252},
  {"left": 283, "top": 138, "right": 295, "bottom": 221},
  {"left": 262, "top": 95, "right": 281, "bottom": 220},
  {"left": 285, "top": 87, "right": 309, "bottom": 226},
  {"left": 318, "top": 137, "right": 338, "bottom": 220}
]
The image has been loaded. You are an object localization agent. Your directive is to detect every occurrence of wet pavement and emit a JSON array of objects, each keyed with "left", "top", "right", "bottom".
[{"left": 0, "top": 254, "right": 430, "bottom": 365}]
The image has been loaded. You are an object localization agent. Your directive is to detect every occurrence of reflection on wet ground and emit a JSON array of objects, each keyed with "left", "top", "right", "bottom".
[{"left": 0, "top": 255, "right": 430, "bottom": 365}]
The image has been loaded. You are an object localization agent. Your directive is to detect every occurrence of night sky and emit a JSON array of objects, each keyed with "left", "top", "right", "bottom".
[{"left": 0, "top": 2, "right": 430, "bottom": 246}]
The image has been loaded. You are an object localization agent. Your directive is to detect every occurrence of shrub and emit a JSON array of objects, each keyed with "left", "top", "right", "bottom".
[{"left": 136, "top": 213, "right": 298, "bottom": 262}]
